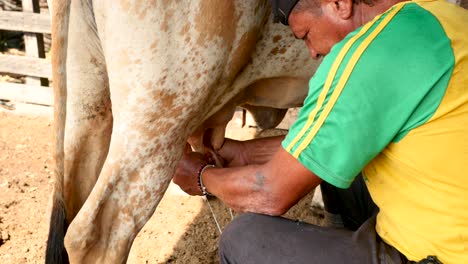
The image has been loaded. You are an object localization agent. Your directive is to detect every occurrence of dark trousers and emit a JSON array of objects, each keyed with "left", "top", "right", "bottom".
[{"left": 218, "top": 175, "right": 408, "bottom": 264}]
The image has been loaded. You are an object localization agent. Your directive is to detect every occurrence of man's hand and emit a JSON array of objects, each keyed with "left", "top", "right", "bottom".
[
  {"left": 217, "top": 139, "right": 249, "bottom": 167},
  {"left": 173, "top": 144, "right": 210, "bottom": 196}
]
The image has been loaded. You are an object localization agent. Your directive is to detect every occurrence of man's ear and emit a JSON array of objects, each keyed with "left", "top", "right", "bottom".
[{"left": 326, "top": 0, "right": 353, "bottom": 19}]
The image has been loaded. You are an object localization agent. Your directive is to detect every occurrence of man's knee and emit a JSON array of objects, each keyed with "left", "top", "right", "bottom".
[
  {"left": 219, "top": 213, "right": 261, "bottom": 250},
  {"left": 219, "top": 213, "right": 273, "bottom": 263}
]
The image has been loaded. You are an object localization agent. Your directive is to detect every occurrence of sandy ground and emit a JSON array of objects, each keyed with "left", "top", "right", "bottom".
[{"left": 0, "top": 106, "right": 324, "bottom": 263}]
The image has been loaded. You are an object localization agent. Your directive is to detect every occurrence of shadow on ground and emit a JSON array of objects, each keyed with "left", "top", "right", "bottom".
[{"left": 160, "top": 185, "right": 325, "bottom": 263}]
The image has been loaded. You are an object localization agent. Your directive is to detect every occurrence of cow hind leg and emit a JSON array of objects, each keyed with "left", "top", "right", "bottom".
[
  {"left": 62, "top": 0, "right": 112, "bottom": 224},
  {"left": 46, "top": 1, "right": 112, "bottom": 254},
  {"left": 63, "top": 7, "right": 189, "bottom": 259},
  {"left": 46, "top": 1, "right": 112, "bottom": 263}
]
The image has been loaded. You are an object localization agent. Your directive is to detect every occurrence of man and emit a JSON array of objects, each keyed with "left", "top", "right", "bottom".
[{"left": 173, "top": 0, "right": 468, "bottom": 263}]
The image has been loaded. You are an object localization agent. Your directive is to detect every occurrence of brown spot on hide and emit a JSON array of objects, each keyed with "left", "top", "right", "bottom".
[
  {"left": 139, "top": 8, "right": 148, "bottom": 20},
  {"left": 119, "top": 0, "right": 130, "bottom": 10},
  {"left": 159, "top": 75, "right": 168, "bottom": 86},
  {"left": 154, "top": 143, "right": 162, "bottom": 151},
  {"left": 134, "top": 0, "right": 143, "bottom": 11},
  {"left": 161, "top": 9, "right": 175, "bottom": 32},
  {"left": 225, "top": 28, "right": 259, "bottom": 78},
  {"left": 150, "top": 40, "right": 158, "bottom": 50},
  {"left": 195, "top": 0, "right": 236, "bottom": 48},
  {"left": 122, "top": 206, "right": 132, "bottom": 217},
  {"left": 129, "top": 171, "right": 140, "bottom": 183},
  {"left": 270, "top": 47, "right": 279, "bottom": 55},
  {"left": 179, "top": 24, "right": 190, "bottom": 36},
  {"left": 273, "top": 35, "right": 282, "bottom": 43},
  {"left": 147, "top": 121, "right": 173, "bottom": 137},
  {"left": 149, "top": 0, "right": 157, "bottom": 8},
  {"left": 151, "top": 90, "right": 177, "bottom": 109},
  {"left": 130, "top": 196, "right": 138, "bottom": 207},
  {"left": 166, "top": 105, "right": 185, "bottom": 118},
  {"left": 160, "top": 21, "right": 169, "bottom": 32},
  {"left": 90, "top": 57, "right": 100, "bottom": 67}
]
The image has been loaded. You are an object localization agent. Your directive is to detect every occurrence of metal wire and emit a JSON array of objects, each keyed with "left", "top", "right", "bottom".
[
  {"left": 203, "top": 196, "right": 223, "bottom": 234},
  {"left": 229, "top": 208, "right": 234, "bottom": 220}
]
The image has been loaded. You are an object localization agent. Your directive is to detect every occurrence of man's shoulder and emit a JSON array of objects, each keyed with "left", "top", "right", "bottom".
[{"left": 316, "top": 1, "right": 454, "bottom": 84}]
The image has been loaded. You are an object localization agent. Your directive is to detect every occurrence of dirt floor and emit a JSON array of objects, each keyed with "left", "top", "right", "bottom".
[{"left": 0, "top": 106, "right": 324, "bottom": 264}]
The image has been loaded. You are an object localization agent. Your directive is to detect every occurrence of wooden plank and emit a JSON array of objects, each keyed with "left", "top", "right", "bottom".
[
  {"left": 23, "top": 0, "right": 41, "bottom": 87},
  {"left": 0, "top": 82, "right": 53, "bottom": 105},
  {"left": 23, "top": 0, "right": 49, "bottom": 86},
  {"left": 0, "top": 54, "right": 51, "bottom": 79},
  {"left": 0, "top": 10, "right": 51, "bottom": 33},
  {"left": 0, "top": 101, "right": 53, "bottom": 116},
  {"left": 47, "top": 0, "right": 53, "bottom": 17}
]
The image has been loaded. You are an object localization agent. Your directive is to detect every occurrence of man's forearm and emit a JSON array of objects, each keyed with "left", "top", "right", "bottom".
[
  {"left": 203, "top": 164, "right": 286, "bottom": 215},
  {"left": 202, "top": 148, "right": 321, "bottom": 216},
  {"left": 242, "top": 135, "right": 285, "bottom": 165}
]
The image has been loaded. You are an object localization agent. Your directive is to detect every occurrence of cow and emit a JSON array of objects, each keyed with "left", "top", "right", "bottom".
[{"left": 45, "top": 0, "right": 321, "bottom": 263}]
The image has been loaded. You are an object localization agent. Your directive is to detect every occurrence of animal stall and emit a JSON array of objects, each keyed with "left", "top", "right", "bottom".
[{"left": 0, "top": 0, "right": 52, "bottom": 107}]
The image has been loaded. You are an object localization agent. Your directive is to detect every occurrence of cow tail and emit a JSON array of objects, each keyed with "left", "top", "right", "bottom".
[{"left": 45, "top": 0, "right": 71, "bottom": 263}]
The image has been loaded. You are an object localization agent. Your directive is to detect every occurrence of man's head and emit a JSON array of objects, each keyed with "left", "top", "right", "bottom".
[
  {"left": 270, "top": 0, "right": 377, "bottom": 25},
  {"left": 271, "top": 0, "right": 390, "bottom": 59}
]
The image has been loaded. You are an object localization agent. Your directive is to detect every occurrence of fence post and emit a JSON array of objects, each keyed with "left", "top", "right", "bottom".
[{"left": 22, "top": 0, "right": 48, "bottom": 87}]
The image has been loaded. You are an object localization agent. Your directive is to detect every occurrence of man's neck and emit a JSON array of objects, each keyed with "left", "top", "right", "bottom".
[{"left": 353, "top": 0, "right": 409, "bottom": 28}]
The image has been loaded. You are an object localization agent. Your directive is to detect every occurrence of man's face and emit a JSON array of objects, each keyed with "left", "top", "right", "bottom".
[{"left": 288, "top": 6, "right": 346, "bottom": 59}]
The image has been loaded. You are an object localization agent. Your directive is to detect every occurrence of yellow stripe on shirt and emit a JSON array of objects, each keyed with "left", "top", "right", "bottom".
[{"left": 291, "top": 3, "right": 406, "bottom": 158}]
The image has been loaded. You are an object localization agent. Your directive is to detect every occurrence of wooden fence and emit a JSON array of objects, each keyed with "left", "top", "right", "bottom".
[{"left": 0, "top": 0, "right": 52, "bottom": 106}]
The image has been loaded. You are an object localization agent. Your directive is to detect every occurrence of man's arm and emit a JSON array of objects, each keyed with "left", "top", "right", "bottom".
[
  {"left": 202, "top": 147, "right": 322, "bottom": 215},
  {"left": 217, "top": 136, "right": 286, "bottom": 167}
]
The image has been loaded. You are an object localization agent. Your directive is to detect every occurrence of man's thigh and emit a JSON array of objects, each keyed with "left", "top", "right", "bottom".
[
  {"left": 321, "top": 174, "right": 378, "bottom": 230},
  {"left": 219, "top": 213, "right": 406, "bottom": 264}
]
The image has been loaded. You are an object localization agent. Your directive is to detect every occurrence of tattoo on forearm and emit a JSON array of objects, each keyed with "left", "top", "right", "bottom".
[{"left": 253, "top": 171, "right": 265, "bottom": 192}]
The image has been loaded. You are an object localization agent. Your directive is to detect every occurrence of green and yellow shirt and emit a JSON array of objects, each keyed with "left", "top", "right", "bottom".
[{"left": 282, "top": 0, "right": 468, "bottom": 262}]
